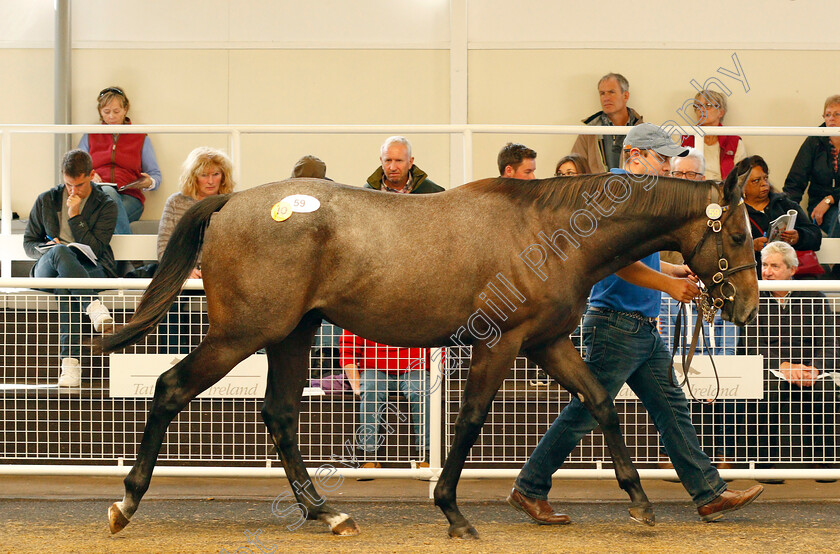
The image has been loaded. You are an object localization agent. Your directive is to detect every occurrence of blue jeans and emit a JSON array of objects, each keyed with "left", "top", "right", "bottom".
[
  {"left": 158, "top": 300, "right": 190, "bottom": 354},
  {"left": 356, "top": 368, "right": 430, "bottom": 457},
  {"left": 100, "top": 186, "right": 143, "bottom": 234},
  {"left": 515, "top": 309, "right": 727, "bottom": 507},
  {"left": 33, "top": 245, "right": 106, "bottom": 359}
]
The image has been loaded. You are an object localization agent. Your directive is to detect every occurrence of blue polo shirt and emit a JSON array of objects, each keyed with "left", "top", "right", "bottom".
[{"left": 588, "top": 168, "right": 661, "bottom": 318}]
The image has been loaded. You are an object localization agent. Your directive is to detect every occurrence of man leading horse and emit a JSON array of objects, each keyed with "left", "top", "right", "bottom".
[{"left": 509, "top": 124, "right": 763, "bottom": 526}]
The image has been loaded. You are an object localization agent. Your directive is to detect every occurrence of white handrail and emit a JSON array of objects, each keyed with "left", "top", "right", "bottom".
[
  {"left": 1, "top": 123, "right": 839, "bottom": 136},
  {"left": 0, "top": 464, "right": 837, "bottom": 482},
  {"left": 0, "top": 277, "right": 831, "bottom": 293},
  {"left": 0, "top": 277, "right": 204, "bottom": 290}
]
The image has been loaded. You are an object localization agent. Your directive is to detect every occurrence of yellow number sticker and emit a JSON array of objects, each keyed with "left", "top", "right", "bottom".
[{"left": 271, "top": 200, "right": 293, "bottom": 222}]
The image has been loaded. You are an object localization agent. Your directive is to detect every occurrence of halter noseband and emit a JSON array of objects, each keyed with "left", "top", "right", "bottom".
[{"left": 682, "top": 186, "right": 756, "bottom": 322}]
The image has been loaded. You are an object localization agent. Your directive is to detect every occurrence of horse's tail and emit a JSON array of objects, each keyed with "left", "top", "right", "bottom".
[{"left": 99, "top": 193, "right": 233, "bottom": 353}]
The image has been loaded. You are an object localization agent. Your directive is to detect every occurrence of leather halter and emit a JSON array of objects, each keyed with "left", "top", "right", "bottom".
[
  {"left": 682, "top": 186, "right": 756, "bottom": 322},
  {"left": 670, "top": 186, "right": 756, "bottom": 402}
]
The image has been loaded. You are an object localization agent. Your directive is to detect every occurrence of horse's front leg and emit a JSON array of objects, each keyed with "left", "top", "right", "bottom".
[
  {"left": 527, "top": 337, "right": 654, "bottom": 525},
  {"left": 434, "top": 338, "right": 520, "bottom": 539},
  {"left": 109, "top": 333, "right": 251, "bottom": 534}
]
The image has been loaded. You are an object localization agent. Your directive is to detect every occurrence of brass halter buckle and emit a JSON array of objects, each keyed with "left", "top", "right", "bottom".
[{"left": 696, "top": 289, "right": 718, "bottom": 323}]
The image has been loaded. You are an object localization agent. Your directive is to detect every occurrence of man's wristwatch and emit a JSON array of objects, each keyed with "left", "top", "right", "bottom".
[{"left": 826, "top": 197, "right": 833, "bottom": 205}]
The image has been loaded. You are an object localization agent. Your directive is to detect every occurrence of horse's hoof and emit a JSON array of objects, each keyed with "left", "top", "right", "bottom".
[
  {"left": 109, "top": 503, "right": 131, "bottom": 534},
  {"left": 628, "top": 504, "right": 655, "bottom": 527},
  {"left": 448, "top": 524, "right": 480, "bottom": 539},
  {"left": 330, "top": 516, "right": 360, "bottom": 536}
]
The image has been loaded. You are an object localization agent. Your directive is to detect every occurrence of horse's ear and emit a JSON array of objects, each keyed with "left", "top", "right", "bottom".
[{"left": 723, "top": 157, "right": 752, "bottom": 206}]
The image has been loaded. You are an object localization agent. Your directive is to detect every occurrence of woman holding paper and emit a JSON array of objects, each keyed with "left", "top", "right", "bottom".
[
  {"left": 77, "top": 86, "right": 163, "bottom": 234},
  {"left": 741, "top": 156, "right": 821, "bottom": 270}
]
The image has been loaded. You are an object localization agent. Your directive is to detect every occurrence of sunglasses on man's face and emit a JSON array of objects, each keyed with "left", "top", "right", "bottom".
[{"left": 98, "top": 87, "right": 125, "bottom": 100}]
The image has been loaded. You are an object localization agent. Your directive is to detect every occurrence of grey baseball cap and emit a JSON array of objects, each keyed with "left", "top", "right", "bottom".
[{"left": 623, "top": 123, "right": 689, "bottom": 157}]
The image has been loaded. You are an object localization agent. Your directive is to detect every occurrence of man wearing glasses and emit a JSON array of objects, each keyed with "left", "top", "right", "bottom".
[{"left": 669, "top": 147, "right": 706, "bottom": 182}]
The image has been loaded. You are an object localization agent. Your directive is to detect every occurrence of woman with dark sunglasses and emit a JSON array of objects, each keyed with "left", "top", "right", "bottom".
[{"left": 77, "top": 86, "right": 162, "bottom": 234}]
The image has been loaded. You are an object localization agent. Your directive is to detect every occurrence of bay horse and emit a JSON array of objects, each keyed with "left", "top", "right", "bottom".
[{"left": 101, "top": 168, "right": 758, "bottom": 539}]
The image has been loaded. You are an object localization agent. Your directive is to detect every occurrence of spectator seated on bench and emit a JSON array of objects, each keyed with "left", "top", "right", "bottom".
[
  {"left": 341, "top": 330, "right": 430, "bottom": 471},
  {"left": 156, "top": 147, "right": 236, "bottom": 353},
  {"left": 23, "top": 149, "right": 117, "bottom": 387},
  {"left": 77, "top": 86, "right": 162, "bottom": 234}
]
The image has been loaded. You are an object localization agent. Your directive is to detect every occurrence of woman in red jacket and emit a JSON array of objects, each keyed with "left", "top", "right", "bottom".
[
  {"left": 341, "top": 330, "right": 430, "bottom": 466},
  {"left": 681, "top": 89, "right": 747, "bottom": 182},
  {"left": 78, "top": 86, "right": 162, "bottom": 234}
]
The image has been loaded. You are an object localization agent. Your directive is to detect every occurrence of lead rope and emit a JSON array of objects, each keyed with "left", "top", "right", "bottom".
[{"left": 668, "top": 298, "right": 722, "bottom": 404}]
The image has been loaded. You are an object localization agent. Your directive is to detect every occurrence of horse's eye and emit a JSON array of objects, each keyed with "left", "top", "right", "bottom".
[{"left": 730, "top": 233, "right": 746, "bottom": 245}]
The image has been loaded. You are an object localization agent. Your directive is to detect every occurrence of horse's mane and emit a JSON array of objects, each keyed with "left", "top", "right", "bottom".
[{"left": 464, "top": 174, "right": 713, "bottom": 220}]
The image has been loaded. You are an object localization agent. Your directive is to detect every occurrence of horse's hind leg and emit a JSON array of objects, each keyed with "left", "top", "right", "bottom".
[
  {"left": 526, "top": 338, "right": 654, "bottom": 525},
  {"left": 260, "top": 317, "right": 359, "bottom": 536},
  {"left": 434, "top": 338, "right": 520, "bottom": 539},
  {"left": 109, "top": 332, "right": 254, "bottom": 534}
]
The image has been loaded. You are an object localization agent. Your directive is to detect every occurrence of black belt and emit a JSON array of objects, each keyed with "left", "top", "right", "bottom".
[{"left": 589, "top": 306, "right": 657, "bottom": 325}]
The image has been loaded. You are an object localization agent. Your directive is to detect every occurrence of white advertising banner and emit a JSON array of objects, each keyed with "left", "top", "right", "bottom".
[
  {"left": 109, "top": 354, "right": 326, "bottom": 399},
  {"left": 616, "top": 355, "right": 765, "bottom": 401}
]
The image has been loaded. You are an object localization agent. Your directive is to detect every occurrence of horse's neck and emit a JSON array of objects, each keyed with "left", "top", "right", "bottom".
[{"left": 572, "top": 193, "right": 701, "bottom": 279}]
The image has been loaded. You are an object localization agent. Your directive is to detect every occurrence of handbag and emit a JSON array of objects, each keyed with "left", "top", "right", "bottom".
[
  {"left": 309, "top": 372, "right": 352, "bottom": 395},
  {"left": 795, "top": 249, "right": 825, "bottom": 276}
]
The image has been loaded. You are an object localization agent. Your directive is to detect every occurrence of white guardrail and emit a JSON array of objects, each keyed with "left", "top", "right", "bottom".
[{"left": 2, "top": 124, "right": 840, "bottom": 486}]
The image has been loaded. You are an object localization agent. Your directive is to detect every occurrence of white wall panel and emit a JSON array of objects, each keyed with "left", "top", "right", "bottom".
[
  {"left": 470, "top": 0, "right": 840, "bottom": 50},
  {"left": 227, "top": 0, "right": 450, "bottom": 48},
  {"left": 0, "top": 0, "right": 450, "bottom": 49},
  {"left": 71, "top": 0, "right": 231, "bottom": 46},
  {"left": 0, "top": 0, "right": 54, "bottom": 47},
  {"left": 4, "top": 1, "right": 836, "bottom": 50}
]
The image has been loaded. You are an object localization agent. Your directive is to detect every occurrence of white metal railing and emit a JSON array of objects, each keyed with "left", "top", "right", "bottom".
[
  {"left": 1, "top": 281, "right": 839, "bottom": 484},
  {"left": 3, "top": 123, "right": 840, "bottom": 236}
]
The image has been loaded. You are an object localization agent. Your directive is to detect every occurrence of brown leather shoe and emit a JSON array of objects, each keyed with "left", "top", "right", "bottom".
[
  {"left": 697, "top": 485, "right": 764, "bottom": 522},
  {"left": 507, "top": 489, "right": 571, "bottom": 525}
]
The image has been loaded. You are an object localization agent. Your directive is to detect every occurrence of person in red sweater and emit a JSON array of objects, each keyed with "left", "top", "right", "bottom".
[
  {"left": 341, "top": 330, "right": 430, "bottom": 466},
  {"left": 680, "top": 89, "right": 746, "bottom": 182},
  {"left": 78, "top": 86, "right": 162, "bottom": 234}
]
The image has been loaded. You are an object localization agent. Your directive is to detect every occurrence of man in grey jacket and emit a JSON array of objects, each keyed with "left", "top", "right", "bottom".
[
  {"left": 571, "top": 73, "right": 644, "bottom": 172},
  {"left": 23, "top": 149, "right": 118, "bottom": 386}
]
